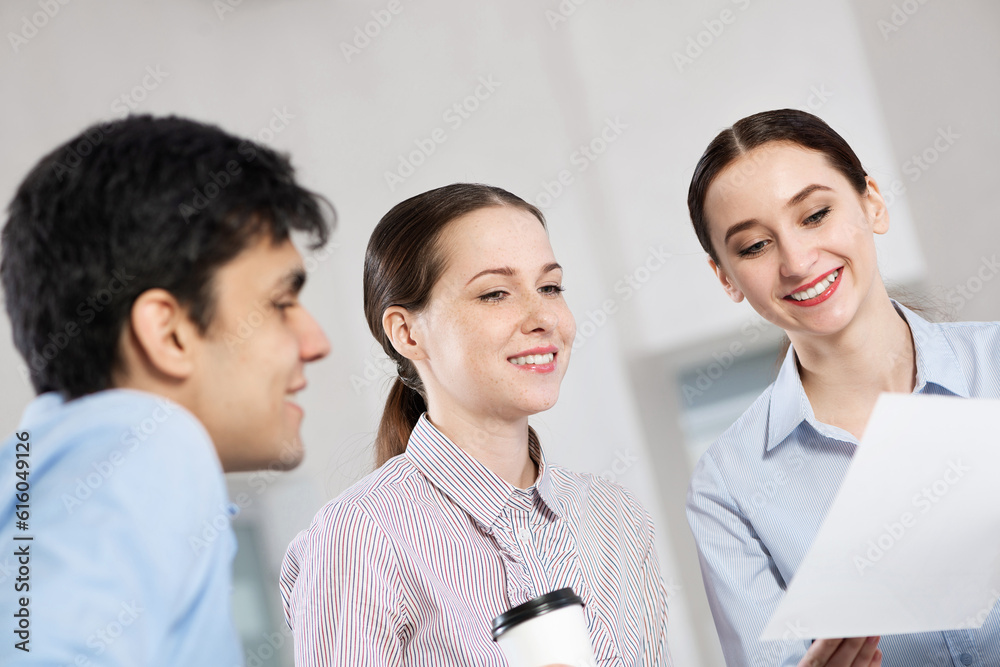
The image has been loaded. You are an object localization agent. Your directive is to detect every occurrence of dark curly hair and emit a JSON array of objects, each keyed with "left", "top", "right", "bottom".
[{"left": 1, "top": 114, "right": 334, "bottom": 398}]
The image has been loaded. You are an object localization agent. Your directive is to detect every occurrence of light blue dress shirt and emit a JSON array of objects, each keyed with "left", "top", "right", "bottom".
[
  {"left": 687, "top": 304, "right": 1000, "bottom": 667},
  {"left": 0, "top": 389, "right": 242, "bottom": 666}
]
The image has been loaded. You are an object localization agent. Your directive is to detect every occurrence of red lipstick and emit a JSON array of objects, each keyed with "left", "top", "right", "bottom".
[{"left": 784, "top": 267, "right": 843, "bottom": 307}]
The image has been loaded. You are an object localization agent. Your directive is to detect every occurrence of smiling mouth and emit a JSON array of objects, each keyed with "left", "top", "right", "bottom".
[
  {"left": 508, "top": 352, "right": 555, "bottom": 366},
  {"left": 786, "top": 268, "right": 841, "bottom": 302}
]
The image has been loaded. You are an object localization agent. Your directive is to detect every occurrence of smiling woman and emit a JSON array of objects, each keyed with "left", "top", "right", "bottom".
[
  {"left": 683, "top": 109, "right": 1000, "bottom": 667},
  {"left": 279, "top": 183, "right": 673, "bottom": 666}
]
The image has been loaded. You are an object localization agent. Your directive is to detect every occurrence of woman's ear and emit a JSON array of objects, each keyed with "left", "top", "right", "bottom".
[
  {"left": 708, "top": 257, "right": 745, "bottom": 303},
  {"left": 383, "top": 306, "right": 427, "bottom": 362},
  {"left": 124, "top": 288, "right": 199, "bottom": 380},
  {"left": 864, "top": 176, "right": 890, "bottom": 235}
]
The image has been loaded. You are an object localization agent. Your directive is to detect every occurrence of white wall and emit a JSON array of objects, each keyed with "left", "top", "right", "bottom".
[{"left": 2, "top": 1, "right": 998, "bottom": 665}]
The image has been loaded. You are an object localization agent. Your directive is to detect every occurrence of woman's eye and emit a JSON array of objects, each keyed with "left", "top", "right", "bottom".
[
  {"left": 272, "top": 301, "right": 295, "bottom": 311},
  {"left": 478, "top": 291, "right": 507, "bottom": 303},
  {"left": 738, "top": 240, "right": 768, "bottom": 258},
  {"left": 539, "top": 284, "right": 565, "bottom": 295},
  {"left": 805, "top": 207, "right": 831, "bottom": 225}
]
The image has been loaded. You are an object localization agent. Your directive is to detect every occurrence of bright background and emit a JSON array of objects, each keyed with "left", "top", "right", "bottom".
[{"left": 2, "top": 1, "right": 998, "bottom": 665}]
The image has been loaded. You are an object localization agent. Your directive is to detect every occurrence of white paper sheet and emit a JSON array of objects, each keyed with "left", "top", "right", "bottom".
[{"left": 762, "top": 393, "right": 1000, "bottom": 640}]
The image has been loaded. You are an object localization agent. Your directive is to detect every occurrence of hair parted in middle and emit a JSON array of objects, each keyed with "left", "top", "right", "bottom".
[{"left": 363, "top": 183, "right": 546, "bottom": 467}]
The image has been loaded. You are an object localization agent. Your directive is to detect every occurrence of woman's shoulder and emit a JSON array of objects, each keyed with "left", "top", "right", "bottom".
[
  {"left": 933, "top": 317, "right": 1000, "bottom": 342},
  {"left": 546, "top": 465, "right": 654, "bottom": 532},
  {"left": 704, "top": 383, "right": 776, "bottom": 460},
  {"left": 301, "top": 454, "right": 425, "bottom": 533}
]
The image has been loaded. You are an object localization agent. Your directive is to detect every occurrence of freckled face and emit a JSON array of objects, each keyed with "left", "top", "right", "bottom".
[
  {"left": 704, "top": 142, "right": 889, "bottom": 338},
  {"left": 412, "top": 206, "right": 576, "bottom": 424}
]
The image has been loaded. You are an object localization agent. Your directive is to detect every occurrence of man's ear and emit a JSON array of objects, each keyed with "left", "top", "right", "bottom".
[
  {"left": 126, "top": 288, "right": 200, "bottom": 380},
  {"left": 708, "top": 257, "right": 745, "bottom": 303},
  {"left": 382, "top": 306, "right": 426, "bottom": 362},
  {"left": 863, "top": 175, "right": 890, "bottom": 235}
]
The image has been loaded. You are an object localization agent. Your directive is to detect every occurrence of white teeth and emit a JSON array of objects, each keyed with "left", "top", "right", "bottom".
[
  {"left": 791, "top": 270, "right": 839, "bottom": 301},
  {"left": 510, "top": 353, "right": 555, "bottom": 365}
]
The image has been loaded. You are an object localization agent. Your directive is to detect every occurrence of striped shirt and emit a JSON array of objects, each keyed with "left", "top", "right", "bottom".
[
  {"left": 686, "top": 303, "right": 1000, "bottom": 667},
  {"left": 280, "top": 414, "right": 672, "bottom": 666}
]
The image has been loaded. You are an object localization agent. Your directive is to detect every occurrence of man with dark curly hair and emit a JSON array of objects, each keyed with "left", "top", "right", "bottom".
[{"left": 0, "top": 115, "right": 334, "bottom": 666}]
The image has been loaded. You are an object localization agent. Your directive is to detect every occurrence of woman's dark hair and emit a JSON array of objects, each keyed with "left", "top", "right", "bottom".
[
  {"left": 1, "top": 114, "right": 334, "bottom": 398},
  {"left": 364, "top": 183, "right": 545, "bottom": 467},
  {"left": 687, "top": 109, "right": 868, "bottom": 262}
]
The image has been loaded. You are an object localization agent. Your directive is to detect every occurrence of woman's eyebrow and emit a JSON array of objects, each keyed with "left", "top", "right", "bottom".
[
  {"left": 785, "top": 184, "right": 832, "bottom": 208},
  {"left": 465, "top": 266, "right": 515, "bottom": 286},
  {"left": 724, "top": 219, "right": 758, "bottom": 245}
]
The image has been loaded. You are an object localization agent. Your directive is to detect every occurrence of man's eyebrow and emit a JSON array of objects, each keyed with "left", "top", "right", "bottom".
[
  {"left": 465, "top": 266, "right": 515, "bottom": 286},
  {"left": 785, "top": 184, "right": 832, "bottom": 208},
  {"left": 274, "top": 268, "right": 307, "bottom": 294}
]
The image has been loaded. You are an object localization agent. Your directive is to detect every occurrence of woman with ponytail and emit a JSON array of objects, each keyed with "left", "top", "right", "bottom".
[{"left": 280, "top": 183, "right": 672, "bottom": 666}]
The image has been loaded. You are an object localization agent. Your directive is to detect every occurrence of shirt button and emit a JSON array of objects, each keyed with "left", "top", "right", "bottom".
[
  {"left": 960, "top": 654, "right": 974, "bottom": 666},
  {"left": 517, "top": 528, "right": 531, "bottom": 542}
]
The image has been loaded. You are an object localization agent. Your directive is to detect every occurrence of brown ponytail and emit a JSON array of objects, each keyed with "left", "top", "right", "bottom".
[{"left": 363, "top": 183, "right": 546, "bottom": 466}]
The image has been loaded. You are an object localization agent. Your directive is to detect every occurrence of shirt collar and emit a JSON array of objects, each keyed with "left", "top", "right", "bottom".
[
  {"left": 405, "top": 414, "right": 562, "bottom": 531},
  {"left": 765, "top": 300, "right": 969, "bottom": 452},
  {"left": 897, "top": 302, "right": 969, "bottom": 398}
]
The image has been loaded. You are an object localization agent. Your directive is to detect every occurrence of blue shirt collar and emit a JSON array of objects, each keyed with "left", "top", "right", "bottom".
[
  {"left": 765, "top": 301, "right": 969, "bottom": 451},
  {"left": 404, "top": 413, "right": 563, "bottom": 530}
]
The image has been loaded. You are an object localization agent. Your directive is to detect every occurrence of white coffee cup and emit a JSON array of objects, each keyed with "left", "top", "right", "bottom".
[{"left": 491, "top": 587, "right": 598, "bottom": 667}]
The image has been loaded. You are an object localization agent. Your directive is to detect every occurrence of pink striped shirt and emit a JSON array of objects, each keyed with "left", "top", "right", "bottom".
[{"left": 280, "top": 414, "right": 672, "bottom": 666}]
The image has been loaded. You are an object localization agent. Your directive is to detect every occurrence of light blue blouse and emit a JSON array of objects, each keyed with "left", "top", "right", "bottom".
[{"left": 687, "top": 304, "right": 1000, "bottom": 667}]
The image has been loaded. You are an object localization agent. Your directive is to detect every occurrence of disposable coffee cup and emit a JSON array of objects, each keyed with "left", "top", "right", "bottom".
[{"left": 491, "top": 587, "right": 598, "bottom": 667}]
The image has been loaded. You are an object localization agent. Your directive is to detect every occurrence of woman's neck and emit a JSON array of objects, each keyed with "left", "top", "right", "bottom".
[
  {"left": 425, "top": 408, "right": 537, "bottom": 489},
  {"left": 788, "top": 293, "right": 916, "bottom": 440}
]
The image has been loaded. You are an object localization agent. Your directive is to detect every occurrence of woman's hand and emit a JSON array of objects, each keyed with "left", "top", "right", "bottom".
[{"left": 798, "top": 637, "right": 882, "bottom": 667}]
